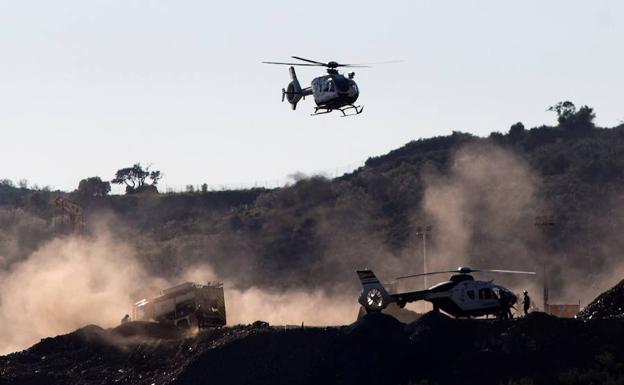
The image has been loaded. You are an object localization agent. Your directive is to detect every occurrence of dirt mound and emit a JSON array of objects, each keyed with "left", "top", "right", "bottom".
[
  {"left": 4, "top": 316, "right": 624, "bottom": 385},
  {"left": 405, "top": 310, "right": 455, "bottom": 336},
  {"left": 344, "top": 311, "right": 405, "bottom": 337},
  {"left": 577, "top": 278, "right": 624, "bottom": 319},
  {"left": 111, "top": 321, "right": 186, "bottom": 340}
]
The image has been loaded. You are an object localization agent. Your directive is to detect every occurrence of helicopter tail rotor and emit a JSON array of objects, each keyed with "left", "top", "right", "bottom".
[{"left": 356, "top": 270, "right": 393, "bottom": 313}]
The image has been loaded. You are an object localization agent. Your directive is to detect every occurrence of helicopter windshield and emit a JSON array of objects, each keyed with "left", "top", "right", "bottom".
[
  {"left": 322, "top": 79, "right": 334, "bottom": 93},
  {"left": 333, "top": 77, "right": 351, "bottom": 92}
]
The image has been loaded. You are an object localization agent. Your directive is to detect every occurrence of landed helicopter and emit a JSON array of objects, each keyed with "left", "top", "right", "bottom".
[
  {"left": 262, "top": 56, "right": 396, "bottom": 117},
  {"left": 357, "top": 267, "right": 535, "bottom": 319}
]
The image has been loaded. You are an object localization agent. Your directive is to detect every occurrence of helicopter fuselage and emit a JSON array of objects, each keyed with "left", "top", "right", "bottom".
[
  {"left": 310, "top": 73, "right": 359, "bottom": 110},
  {"left": 280, "top": 66, "right": 363, "bottom": 116},
  {"left": 357, "top": 270, "right": 519, "bottom": 319}
]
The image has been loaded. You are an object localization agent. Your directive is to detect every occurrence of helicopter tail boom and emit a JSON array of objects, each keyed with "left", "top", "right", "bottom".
[
  {"left": 281, "top": 67, "right": 312, "bottom": 110},
  {"left": 284, "top": 66, "right": 303, "bottom": 110}
]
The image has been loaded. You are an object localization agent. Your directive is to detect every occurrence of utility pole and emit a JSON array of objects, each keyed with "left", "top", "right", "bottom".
[
  {"left": 535, "top": 215, "right": 555, "bottom": 313},
  {"left": 415, "top": 225, "right": 433, "bottom": 289}
]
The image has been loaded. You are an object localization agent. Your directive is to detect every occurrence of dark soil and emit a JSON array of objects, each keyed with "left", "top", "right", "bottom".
[
  {"left": 3, "top": 313, "right": 624, "bottom": 385},
  {"left": 577, "top": 278, "right": 624, "bottom": 319}
]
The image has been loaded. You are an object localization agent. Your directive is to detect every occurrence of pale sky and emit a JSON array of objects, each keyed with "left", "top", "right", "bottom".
[{"left": 1, "top": 0, "right": 623, "bottom": 192}]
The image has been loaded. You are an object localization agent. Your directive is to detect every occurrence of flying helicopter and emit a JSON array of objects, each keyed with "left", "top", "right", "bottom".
[
  {"left": 262, "top": 56, "right": 397, "bottom": 117},
  {"left": 357, "top": 266, "right": 536, "bottom": 319}
]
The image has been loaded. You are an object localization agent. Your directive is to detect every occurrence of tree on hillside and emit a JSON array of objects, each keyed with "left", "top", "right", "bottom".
[
  {"left": 76, "top": 177, "right": 111, "bottom": 198},
  {"left": 0, "top": 178, "right": 14, "bottom": 187},
  {"left": 508, "top": 122, "right": 526, "bottom": 141},
  {"left": 548, "top": 101, "right": 595, "bottom": 132},
  {"left": 112, "top": 163, "right": 162, "bottom": 194}
]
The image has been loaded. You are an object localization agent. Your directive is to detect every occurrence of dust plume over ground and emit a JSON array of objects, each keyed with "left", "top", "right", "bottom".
[
  {"left": 0, "top": 234, "right": 153, "bottom": 355},
  {"left": 416, "top": 142, "right": 624, "bottom": 306},
  {"left": 0, "top": 234, "right": 357, "bottom": 355},
  {"left": 421, "top": 142, "right": 542, "bottom": 272},
  {"left": 5, "top": 141, "right": 624, "bottom": 353},
  {"left": 179, "top": 264, "right": 357, "bottom": 326}
]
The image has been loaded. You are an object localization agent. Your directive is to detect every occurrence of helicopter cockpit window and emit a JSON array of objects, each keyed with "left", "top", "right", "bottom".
[
  {"left": 466, "top": 290, "right": 475, "bottom": 300},
  {"left": 478, "top": 288, "right": 493, "bottom": 299},
  {"left": 323, "top": 79, "right": 334, "bottom": 93}
]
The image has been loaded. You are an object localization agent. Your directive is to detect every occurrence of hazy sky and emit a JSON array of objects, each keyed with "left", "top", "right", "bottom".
[{"left": 1, "top": 0, "right": 622, "bottom": 192}]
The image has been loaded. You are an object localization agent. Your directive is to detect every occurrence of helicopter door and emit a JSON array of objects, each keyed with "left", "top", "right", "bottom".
[
  {"left": 466, "top": 289, "right": 476, "bottom": 301},
  {"left": 478, "top": 288, "right": 493, "bottom": 300}
]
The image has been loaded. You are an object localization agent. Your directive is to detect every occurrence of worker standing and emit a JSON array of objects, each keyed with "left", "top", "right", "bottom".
[{"left": 522, "top": 291, "right": 531, "bottom": 316}]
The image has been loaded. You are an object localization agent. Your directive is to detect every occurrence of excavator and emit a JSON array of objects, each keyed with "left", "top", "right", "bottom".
[{"left": 54, "top": 197, "right": 85, "bottom": 234}]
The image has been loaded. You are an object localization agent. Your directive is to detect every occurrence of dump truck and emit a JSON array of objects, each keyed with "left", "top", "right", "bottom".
[{"left": 132, "top": 282, "right": 226, "bottom": 329}]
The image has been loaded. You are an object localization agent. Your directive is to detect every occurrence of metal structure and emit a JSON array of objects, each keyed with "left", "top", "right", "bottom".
[
  {"left": 54, "top": 197, "right": 85, "bottom": 234},
  {"left": 263, "top": 56, "right": 399, "bottom": 116},
  {"left": 133, "top": 282, "right": 226, "bottom": 329},
  {"left": 415, "top": 225, "right": 432, "bottom": 289},
  {"left": 357, "top": 267, "right": 535, "bottom": 319},
  {"left": 535, "top": 215, "right": 556, "bottom": 311}
]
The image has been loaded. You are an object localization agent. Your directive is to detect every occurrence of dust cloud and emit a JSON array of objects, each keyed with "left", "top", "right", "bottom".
[
  {"left": 422, "top": 143, "right": 541, "bottom": 269},
  {"left": 416, "top": 142, "right": 624, "bottom": 307},
  {"left": 0, "top": 234, "right": 154, "bottom": 355},
  {"left": 415, "top": 143, "right": 549, "bottom": 303},
  {"left": 0, "top": 237, "right": 358, "bottom": 355},
  {"left": 179, "top": 263, "right": 357, "bottom": 326},
  {"left": 226, "top": 288, "right": 356, "bottom": 326},
  {"left": 5, "top": 141, "right": 624, "bottom": 353}
]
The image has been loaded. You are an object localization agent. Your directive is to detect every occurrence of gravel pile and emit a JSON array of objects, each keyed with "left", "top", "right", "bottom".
[{"left": 577, "top": 278, "right": 624, "bottom": 319}]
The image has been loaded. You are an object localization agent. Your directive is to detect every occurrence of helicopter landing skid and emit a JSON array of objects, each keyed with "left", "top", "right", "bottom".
[
  {"left": 339, "top": 105, "right": 364, "bottom": 117},
  {"left": 310, "top": 105, "right": 364, "bottom": 117}
]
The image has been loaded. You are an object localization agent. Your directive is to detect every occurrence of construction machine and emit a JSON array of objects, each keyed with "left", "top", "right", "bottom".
[
  {"left": 54, "top": 197, "right": 85, "bottom": 234},
  {"left": 132, "top": 282, "right": 226, "bottom": 329}
]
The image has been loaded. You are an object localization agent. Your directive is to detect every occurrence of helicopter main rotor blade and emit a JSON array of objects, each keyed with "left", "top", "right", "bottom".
[
  {"left": 339, "top": 60, "right": 404, "bottom": 66},
  {"left": 291, "top": 56, "right": 327, "bottom": 65},
  {"left": 336, "top": 64, "right": 371, "bottom": 68},
  {"left": 262, "top": 61, "right": 322, "bottom": 66},
  {"left": 476, "top": 269, "right": 537, "bottom": 275},
  {"left": 395, "top": 270, "right": 457, "bottom": 280}
]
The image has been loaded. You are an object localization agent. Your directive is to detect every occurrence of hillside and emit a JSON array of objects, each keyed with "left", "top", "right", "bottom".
[
  {"left": 3, "top": 117, "right": 624, "bottom": 294},
  {"left": 3, "top": 109, "right": 624, "bottom": 357}
]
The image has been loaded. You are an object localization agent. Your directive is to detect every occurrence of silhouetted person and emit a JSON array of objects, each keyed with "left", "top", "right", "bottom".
[
  {"left": 121, "top": 314, "right": 131, "bottom": 324},
  {"left": 523, "top": 291, "right": 531, "bottom": 316},
  {"left": 499, "top": 292, "right": 513, "bottom": 320}
]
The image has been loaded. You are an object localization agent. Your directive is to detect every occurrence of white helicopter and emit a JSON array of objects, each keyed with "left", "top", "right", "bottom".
[{"left": 357, "top": 267, "right": 535, "bottom": 319}]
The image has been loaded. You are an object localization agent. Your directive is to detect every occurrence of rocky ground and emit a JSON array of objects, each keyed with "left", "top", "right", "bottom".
[
  {"left": 577, "top": 278, "right": 624, "bottom": 320},
  {"left": 2, "top": 309, "right": 624, "bottom": 385},
  {"left": 3, "top": 279, "right": 624, "bottom": 385}
]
